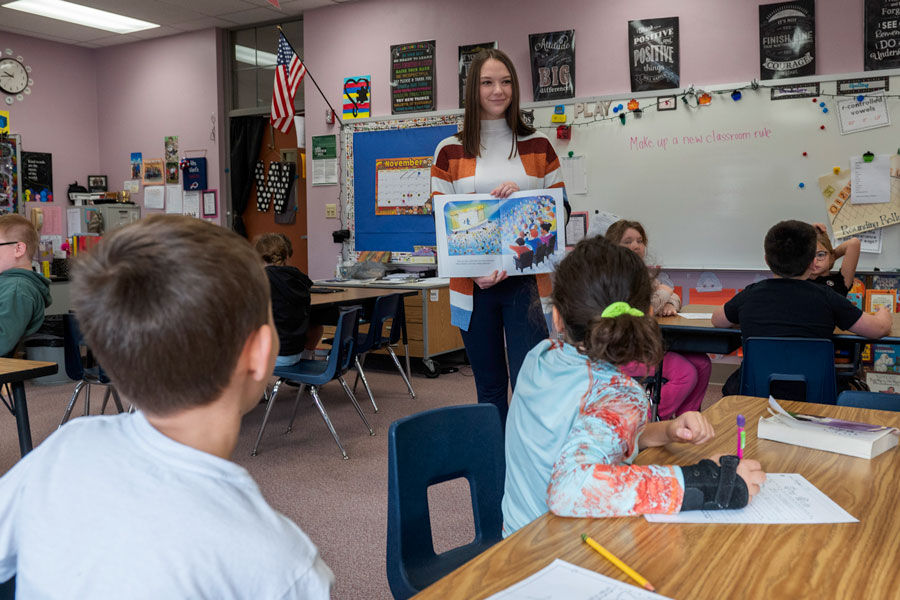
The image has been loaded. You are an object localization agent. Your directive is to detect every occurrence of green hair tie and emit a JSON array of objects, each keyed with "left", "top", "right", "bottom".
[{"left": 601, "top": 301, "right": 644, "bottom": 318}]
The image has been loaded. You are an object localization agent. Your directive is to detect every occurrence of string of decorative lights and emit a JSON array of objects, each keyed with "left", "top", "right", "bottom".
[{"left": 534, "top": 78, "right": 895, "bottom": 130}]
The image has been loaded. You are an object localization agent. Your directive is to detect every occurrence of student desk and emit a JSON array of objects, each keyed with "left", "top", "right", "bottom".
[
  {"left": 0, "top": 358, "right": 58, "bottom": 457},
  {"left": 314, "top": 279, "right": 464, "bottom": 377},
  {"left": 414, "top": 396, "right": 900, "bottom": 599}
]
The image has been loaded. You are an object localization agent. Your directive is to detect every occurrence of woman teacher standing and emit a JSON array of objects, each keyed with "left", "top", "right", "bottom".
[{"left": 430, "top": 49, "right": 567, "bottom": 429}]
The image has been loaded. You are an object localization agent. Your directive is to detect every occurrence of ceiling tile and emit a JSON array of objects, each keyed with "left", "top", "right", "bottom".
[
  {"left": 172, "top": 16, "right": 241, "bottom": 31},
  {"left": 217, "top": 6, "right": 286, "bottom": 25}
]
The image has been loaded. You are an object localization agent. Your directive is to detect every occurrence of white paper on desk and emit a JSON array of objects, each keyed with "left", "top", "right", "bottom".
[
  {"left": 644, "top": 473, "right": 857, "bottom": 524},
  {"left": 485, "top": 558, "right": 668, "bottom": 600},
  {"left": 850, "top": 155, "right": 891, "bottom": 204},
  {"left": 677, "top": 312, "right": 713, "bottom": 319}
]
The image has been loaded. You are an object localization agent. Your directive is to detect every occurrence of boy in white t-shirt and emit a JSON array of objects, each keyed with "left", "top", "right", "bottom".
[{"left": 0, "top": 215, "right": 333, "bottom": 599}]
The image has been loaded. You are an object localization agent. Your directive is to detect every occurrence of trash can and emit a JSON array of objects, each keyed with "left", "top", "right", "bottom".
[{"left": 24, "top": 334, "right": 71, "bottom": 386}]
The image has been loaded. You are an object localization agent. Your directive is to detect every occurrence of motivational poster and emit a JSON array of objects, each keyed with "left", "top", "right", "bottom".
[
  {"left": 628, "top": 17, "right": 679, "bottom": 92},
  {"left": 759, "top": 0, "right": 816, "bottom": 80},
  {"left": 22, "top": 152, "right": 53, "bottom": 203},
  {"left": 529, "top": 30, "right": 575, "bottom": 102},
  {"left": 390, "top": 41, "right": 435, "bottom": 114},
  {"left": 865, "top": 0, "right": 900, "bottom": 70},
  {"left": 458, "top": 42, "right": 497, "bottom": 108}
]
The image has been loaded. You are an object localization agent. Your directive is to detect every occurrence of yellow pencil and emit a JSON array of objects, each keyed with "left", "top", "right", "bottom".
[{"left": 581, "top": 533, "right": 656, "bottom": 592}]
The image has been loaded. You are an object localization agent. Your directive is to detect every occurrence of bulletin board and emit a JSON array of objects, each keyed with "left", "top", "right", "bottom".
[{"left": 345, "top": 118, "right": 458, "bottom": 252}]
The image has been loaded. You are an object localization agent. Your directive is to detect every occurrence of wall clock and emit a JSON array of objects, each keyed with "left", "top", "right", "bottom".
[{"left": 0, "top": 49, "right": 33, "bottom": 105}]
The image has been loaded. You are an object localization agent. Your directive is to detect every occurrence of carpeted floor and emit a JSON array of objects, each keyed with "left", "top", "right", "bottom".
[{"left": 0, "top": 361, "right": 724, "bottom": 599}]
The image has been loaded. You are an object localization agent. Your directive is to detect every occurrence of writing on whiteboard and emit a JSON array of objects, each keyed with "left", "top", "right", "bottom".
[{"left": 629, "top": 127, "right": 773, "bottom": 151}]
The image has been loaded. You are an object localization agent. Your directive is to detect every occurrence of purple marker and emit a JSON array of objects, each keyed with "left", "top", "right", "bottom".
[{"left": 737, "top": 414, "right": 746, "bottom": 459}]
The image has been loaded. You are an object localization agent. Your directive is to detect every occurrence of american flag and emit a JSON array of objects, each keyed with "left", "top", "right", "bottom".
[{"left": 270, "top": 33, "right": 306, "bottom": 134}]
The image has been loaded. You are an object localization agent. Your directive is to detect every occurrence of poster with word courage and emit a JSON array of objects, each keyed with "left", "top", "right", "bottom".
[
  {"left": 529, "top": 30, "right": 575, "bottom": 102},
  {"left": 865, "top": 0, "right": 900, "bottom": 70},
  {"left": 759, "top": 0, "right": 816, "bottom": 80},
  {"left": 628, "top": 17, "right": 679, "bottom": 92},
  {"left": 390, "top": 41, "right": 435, "bottom": 114},
  {"left": 375, "top": 156, "right": 432, "bottom": 215}
]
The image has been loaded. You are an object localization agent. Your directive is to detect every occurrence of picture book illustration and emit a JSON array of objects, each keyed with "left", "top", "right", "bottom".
[{"left": 434, "top": 188, "right": 565, "bottom": 278}]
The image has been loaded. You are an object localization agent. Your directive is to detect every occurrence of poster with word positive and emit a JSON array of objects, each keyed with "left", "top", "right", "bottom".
[
  {"left": 866, "top": 0, "right": 900, "bottom": 70},
  {"left": 628, "top": 17, "right": 679, "bottom": 92},
  {"left": 458, "top": 42, "right": 497, "bottom": 108},
  {"left": 759, "top": 0, "right": 816, "bottom": 80},
  {"left": 529, "top": 30, "right": 575, "bottom": 102},
  {"left": 22, "top": 152, "right": 52, "bottom": 203},
  {"left": 390, "top": 41, "right": 435, "bottom": 114},
  {"left": 375, "top": 156, "right": 432, "bottom": 215},
  {"left": 343, "top": 76, "right": 371, "bottom": 120}
]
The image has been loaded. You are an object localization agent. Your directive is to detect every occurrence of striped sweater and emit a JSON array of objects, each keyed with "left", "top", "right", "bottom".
[{"left": 430, "top": 125, "right": 567, "bottom": 330}]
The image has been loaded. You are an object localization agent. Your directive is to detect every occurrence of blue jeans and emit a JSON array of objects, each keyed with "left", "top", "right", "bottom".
[{"left": 460, "top": 276, "right": 549, "bottom": 429}]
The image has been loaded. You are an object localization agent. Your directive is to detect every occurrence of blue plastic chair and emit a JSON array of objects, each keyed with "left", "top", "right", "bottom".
[
  {"left": 386, "top": 404, "right": 505, "bottom": 599},
  {"left": 740, "top": 337, "right": 837, "bottom": 404},
  {"left": 59, "top": 313, "right": 124, "bottom": 427},
  {"left": 251, "top": 307, "right": 374, "bottom": 460},
  {"left": 353, "top": 294, "right": 416, "bottom": 413},
  {"left": 0, "top": 576, "right": 13, "bottom": 600},
  {"left": 837, "top": 390, "right": 900, "bottom": 412}
]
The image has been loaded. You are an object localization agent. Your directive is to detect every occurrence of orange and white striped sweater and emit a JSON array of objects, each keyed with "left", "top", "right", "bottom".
[{"left": 430, "top": 121, "right": 567, "bottom": 330}]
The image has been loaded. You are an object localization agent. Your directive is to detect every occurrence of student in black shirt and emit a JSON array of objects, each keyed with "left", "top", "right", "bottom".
[
  {"left": 713, "top": 220, "right": 891, "bottom": 395},
  {"left": 254, "top": 233, "right": 323, "bottom": 366},
  {"left": 808, "top": 222, "right": 860, "bottom": 297}
]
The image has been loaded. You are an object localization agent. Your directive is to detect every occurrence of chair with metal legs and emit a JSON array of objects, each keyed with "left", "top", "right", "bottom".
[
  {"left": 351, "top": 293, "right": 416, "bottom": 413},
  {"left": 251, "top": 307, "right": 374, "bottom": 460},
  {"left": 59, "top": 314, "right": 124, "bottom": 428}
]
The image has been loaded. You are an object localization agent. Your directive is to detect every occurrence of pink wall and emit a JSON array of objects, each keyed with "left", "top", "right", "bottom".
[
  {"left": 1, "top": 31, "right": 100, "bottom": 215},
  {"left": 303, "top": 0, "right": 866, "bottom": 279},
  {"left": 3, "top": 28, "right": 224, "bottom": 238},
  {"left": 95, "top": 28, "right": 225, "bottom": 223}
]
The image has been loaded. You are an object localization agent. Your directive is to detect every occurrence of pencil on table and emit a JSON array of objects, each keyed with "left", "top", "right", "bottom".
[{"left": 581, "top": 533, "right": 656, "bottom": 592}]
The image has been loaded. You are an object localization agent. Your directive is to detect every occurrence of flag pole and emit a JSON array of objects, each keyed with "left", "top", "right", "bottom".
[{"left": 276, "top": 25, "right": 342, "bottom": 125}]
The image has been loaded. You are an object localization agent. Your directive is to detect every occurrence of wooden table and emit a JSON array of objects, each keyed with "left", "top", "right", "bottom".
[
  {"left": 0, "top": 358, "right": 58, "bottom": 456},
  {"left": 310, "top": 286, "right": 404, "bottom": 307},
  {"left": 415, "top": 396, "right": 900, "bottom": 600}
]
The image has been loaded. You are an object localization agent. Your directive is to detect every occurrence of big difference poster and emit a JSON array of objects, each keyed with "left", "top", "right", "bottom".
[
  {"left": 458, "top": 42, "right": 497, "bottom": 108},
  {"left": 628, "top": 17, "right": 680, "bottom": 92},
  {"left": 865, "top": 0, "right": 900, "bottom": 70},
  {"left": 759, "top": 0, "right": 816, "bottom": 80},
  {"left": 529, "top": 30, "right": 575, "bottom": 102},
  {"left": 390, "top": 41, "right": 435, "bottom": 114}
]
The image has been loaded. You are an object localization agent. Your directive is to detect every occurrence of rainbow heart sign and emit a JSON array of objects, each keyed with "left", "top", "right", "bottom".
[{"left": 343, "top": 76, "right": 371, "bottom": 119}]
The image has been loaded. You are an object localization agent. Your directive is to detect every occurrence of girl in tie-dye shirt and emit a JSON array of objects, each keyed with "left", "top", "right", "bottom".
[{"left": 501, "top": 237, "right": 766, "bottom": 536}]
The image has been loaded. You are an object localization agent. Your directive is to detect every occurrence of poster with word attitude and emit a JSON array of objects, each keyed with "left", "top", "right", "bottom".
[
  {"left": 529, "top": 30, "right": 575, "bottom": 102},
  {"left": 759, "top": 0, "right": 816, "bottom": 80},
  {"left": 458, "top": 42, "right": 497, "bottom": 108},
  {"left": 343, "top": 76, "right": 371, "bottom": 120},
  {"left": 390, "top": 41, "right": 435, "bottom": 114},
  {"left": 375, "top": 156, "right": 432, "bottom": 215},
  {"left": 628, "top": 17, "right": 679, "bottom": 92},
  {"left": 865, "top": 0, "right": 900, "bottom": 70}
]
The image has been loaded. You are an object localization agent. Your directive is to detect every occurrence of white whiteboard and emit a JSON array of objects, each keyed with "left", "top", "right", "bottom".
[{"left": 533, "top": 74, "right": 900, "bottom": 270}]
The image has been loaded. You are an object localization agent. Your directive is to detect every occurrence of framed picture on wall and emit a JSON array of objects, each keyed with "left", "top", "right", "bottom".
[
  {"left": 202, "top": 189, "right": 217, "bottom": 218},
  {"left": 142, "top": 159, "right": 164, "bottom": 185},
  {"left": 87, "top": 175, "right": 107, "bottom": 192}
]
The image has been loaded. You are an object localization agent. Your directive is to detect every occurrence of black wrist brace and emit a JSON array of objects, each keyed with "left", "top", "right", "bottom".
[{"left": 680, "top": 455, "right": 749, "bottom": 511}]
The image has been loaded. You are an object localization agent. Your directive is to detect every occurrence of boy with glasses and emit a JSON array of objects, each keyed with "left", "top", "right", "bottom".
[{"left": 0, "top": 214, "right": 51, "bottom": 357}]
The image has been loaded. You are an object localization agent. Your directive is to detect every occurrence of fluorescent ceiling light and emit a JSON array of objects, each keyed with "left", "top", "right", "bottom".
[
  {"left": 2, "top": 0, "right": 159, "bottom": 34},
  {"left": 235, "top": 45, "right": 276, "bottom": 67}
]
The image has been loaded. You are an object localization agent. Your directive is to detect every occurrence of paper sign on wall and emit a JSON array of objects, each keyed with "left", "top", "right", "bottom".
[{"left": 837, "top": 92, "right": 891, "bottom": 134}]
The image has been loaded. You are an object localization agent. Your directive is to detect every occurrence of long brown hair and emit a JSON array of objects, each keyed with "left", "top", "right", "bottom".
[
  {"left": 457, "top": 49, "right": 535, "bottom": 159},
  {"left": 604, "top": 220, "right": 647, "bottom": 246},
  {"left": 553, "top": 236, "right": 663, "bottom": 366}
]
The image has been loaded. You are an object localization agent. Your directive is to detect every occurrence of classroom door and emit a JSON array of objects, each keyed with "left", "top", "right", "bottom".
[{"left": 243, "top": 123, "right": 309, "bottom": 273}]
